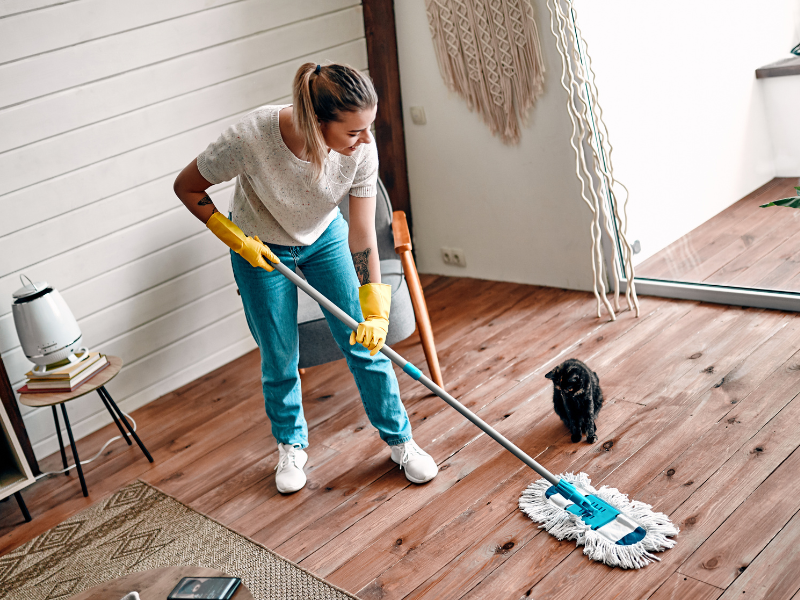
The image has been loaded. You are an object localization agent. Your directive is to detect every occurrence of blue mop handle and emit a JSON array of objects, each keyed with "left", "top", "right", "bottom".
[{"left": 272, "top": 260, "right": 562, "bottom": 488}]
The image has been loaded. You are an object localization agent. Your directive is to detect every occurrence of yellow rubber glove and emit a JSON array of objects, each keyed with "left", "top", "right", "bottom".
[
  {"left": 206, "top": 212, "right": 279, "bottom": 271},
  {"left": 350, "top": 283, "right": 391, "bottom": 356}
]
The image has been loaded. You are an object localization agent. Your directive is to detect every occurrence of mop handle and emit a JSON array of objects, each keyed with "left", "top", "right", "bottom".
[{"left": 272, "top": 260, "right": 561, "bottom": 487}]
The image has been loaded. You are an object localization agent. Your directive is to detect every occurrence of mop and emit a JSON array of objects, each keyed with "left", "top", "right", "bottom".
[{"left": 269, "top": 258, "right": 678, "bottom": 569}]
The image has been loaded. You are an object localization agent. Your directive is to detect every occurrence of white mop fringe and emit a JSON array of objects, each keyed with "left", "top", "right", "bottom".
[{"left": 519, "top": 472, "right": 679, "bottom": 569}]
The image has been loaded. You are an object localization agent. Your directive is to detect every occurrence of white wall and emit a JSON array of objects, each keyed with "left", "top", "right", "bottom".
[
  {"left": 394, "top": 0, "right": 596, "bottom": 290},
  {"left": 574, "top": 0, "right": 798, "bottom": 265},
  {"left": 762, "top": 74, "right": 800, "bottom": 176},
  {"left": 0, "top": 0, "right": 369, "bottom": 459}
]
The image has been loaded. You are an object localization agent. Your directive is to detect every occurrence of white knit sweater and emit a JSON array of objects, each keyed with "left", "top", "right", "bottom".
[{"left": 197, "top": 104, "right": 379, "bottom": 246}]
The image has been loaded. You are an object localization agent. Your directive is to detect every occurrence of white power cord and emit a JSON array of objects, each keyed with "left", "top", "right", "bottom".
[{"left": 35, "top": 411, "right": 138, "bottom": 480}]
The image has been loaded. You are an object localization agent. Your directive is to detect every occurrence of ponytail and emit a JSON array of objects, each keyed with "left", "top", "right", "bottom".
[{"left": 292, "top": 62, "right": 378, "bottom": 181}]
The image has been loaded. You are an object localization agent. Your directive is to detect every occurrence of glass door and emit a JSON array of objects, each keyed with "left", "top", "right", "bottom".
[{"left": 633, "top": 178, "right": 800, "bottom": 305}]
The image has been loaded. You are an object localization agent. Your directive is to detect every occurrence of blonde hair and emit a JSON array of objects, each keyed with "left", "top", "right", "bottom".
[{"left": 292, "top": 62, "right": 378, "bottom": 180}]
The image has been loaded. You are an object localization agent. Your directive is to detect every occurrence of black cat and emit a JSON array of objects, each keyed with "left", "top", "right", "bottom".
[{"left": 545, "top": 358, "right": 603, "bottom": 443}]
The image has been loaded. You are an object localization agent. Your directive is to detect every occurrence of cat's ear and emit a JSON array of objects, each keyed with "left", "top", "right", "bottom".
[{"left": 545, "top": 369, "right": 556, "bottom": 380}]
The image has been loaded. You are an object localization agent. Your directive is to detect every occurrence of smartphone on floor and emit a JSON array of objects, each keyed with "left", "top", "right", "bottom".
[{"left": 167, "top": 576, "right": 241, "bottom": 599}]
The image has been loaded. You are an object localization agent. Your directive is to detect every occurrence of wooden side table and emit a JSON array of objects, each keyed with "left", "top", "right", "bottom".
[
  {"left": 69, "top": 566, "right": 255, "bottom": 600},
  {"left": 18, "top": 356, "right": 153, "bottom": 497}
]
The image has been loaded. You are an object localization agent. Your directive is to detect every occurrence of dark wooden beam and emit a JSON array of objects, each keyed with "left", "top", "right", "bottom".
[
  {"left": 362, "top": 0, "right": 412, "bottom": 230},
  {"left": 1, "top": 356, "right": 39, "bottom": 475}
]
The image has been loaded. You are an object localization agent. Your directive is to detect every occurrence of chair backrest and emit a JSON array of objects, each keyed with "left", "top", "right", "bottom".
[
  {"left": 296, "top": 178, "right": 413, "bottom": 368},
  {"left": 337, "top": 179, "right": 395, "bottom": 260}
]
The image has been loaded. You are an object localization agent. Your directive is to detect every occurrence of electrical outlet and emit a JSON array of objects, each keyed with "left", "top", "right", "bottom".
[
  {"left": 450, "top": 247, "right": 466, "bottom": 267},
  {"left": 441, "top": 247, "right": 466, "bottom": 267}
]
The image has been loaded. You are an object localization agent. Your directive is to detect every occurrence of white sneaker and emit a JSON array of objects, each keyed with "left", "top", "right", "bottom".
[
  {"left": 275, "top": 443, "right": 308, "bottom": 494},
  {"left": 390, "top": 439, "right": 438, "bottom": 484}
]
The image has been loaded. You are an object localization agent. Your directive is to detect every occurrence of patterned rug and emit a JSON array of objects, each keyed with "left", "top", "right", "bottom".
[{"left": 0, "top": 480, "right": 357, "bottom": 600}]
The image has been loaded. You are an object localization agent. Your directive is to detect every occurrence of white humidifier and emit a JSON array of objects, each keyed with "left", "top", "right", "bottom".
[{"left": 12, "top": 276, "right": 87, "bottom": 374}]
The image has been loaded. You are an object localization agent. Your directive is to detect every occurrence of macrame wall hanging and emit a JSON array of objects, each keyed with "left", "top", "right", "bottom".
[
  {"left": 544, "top": 0, "right": 639, "bottom": 320},
  {"left": 425, "top": 0, "right": 545, "bottom": 144}
]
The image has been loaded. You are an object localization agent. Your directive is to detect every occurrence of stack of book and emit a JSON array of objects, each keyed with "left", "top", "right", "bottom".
[{"left": 17, "top": 352, "right": 109, "bottom": 394}]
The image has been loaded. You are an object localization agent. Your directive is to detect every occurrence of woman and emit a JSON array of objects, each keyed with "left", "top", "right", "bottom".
[{"left": 173, "top": 63, "right": 437, "bottom": 494}]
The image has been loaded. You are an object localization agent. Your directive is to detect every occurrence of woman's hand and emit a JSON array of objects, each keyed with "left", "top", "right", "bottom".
[
  {"left": 206, "top": 213, "right": 280, "bottom": 272},
  {"left": 350, "top": 283, "right": 391, "bottom": 355}
]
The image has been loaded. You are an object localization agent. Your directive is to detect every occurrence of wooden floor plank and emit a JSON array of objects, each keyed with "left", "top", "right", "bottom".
[
  {"left": 0, "top": 373, "right": 267, "bottom": 553},
  {"left": 346, "top": 300, "right": 753, "bottom": 597},
  {"left": 715, "top": 506, "right": 800, "bottom": 600},
  {"left": 674, "top": 201, "right": 792, "bottom": 284},
  {"left": 630, "top": 342, "right": 800, "bottom": 514},
  {"left": 3, "top": 275, "right": 799, "bottom": 600},
  {"left": 544, "top": 309, "right": 793, "bottom": 495},
  {"left": 298, "top": 300, "right": 677, "bottom": 579},
  {"left": 397, "top": 286, "right": 584, "bottom": 409},
  {"left": 636, "top": 179, "right": 785, "bottom": 280},
  {"left": 708, "top": 219, "right": 800, "bottom": 287},
  {"left": 528, "top": 392, "right": 800, "bottom": 600},
  {"left": 276, "top": 296, "right": 652, "bottom": 566},
  {"left": 749, "top": 229, "right": 800, "bottom": 289},
  {"left": 0, "top": 353, "right": 262, "bottom": 529},
  {"left": 340, "top": 400, "right": 643, "bottom": 598},
  {"left": 462, "top": 313, "right": 798, "bottom": 599},
  {"left": 401, "top": 509, "right": 543, "bottom": 600},
  {"left": 678, "top": 445, "right": 800, "bottom": 588},
  {"left": 649, "top": 573, "right": 723, "bottom": 600},
  {"left": 583, "top": 314, "right": 800, "bottom": 507},
  {"left": 356, "top": 468, "right": 533, "bottom": 600}
]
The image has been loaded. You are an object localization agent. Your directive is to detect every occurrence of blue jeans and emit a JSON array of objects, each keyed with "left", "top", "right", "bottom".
[{"left": 231, "top": 212, "right": 412, "bottom": 448}]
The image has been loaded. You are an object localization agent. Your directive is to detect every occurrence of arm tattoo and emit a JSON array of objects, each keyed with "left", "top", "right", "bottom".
[
  {"left": 197, "top": 194, "right": 214, "bottom": 206},
  {"left": 352, "top": 248, "right": 371, "bottom": 285}
]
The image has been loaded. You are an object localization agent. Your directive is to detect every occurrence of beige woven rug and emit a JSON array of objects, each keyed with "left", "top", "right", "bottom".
[{"left": 0, "top": 480, "right": 356, "bottom": 600}]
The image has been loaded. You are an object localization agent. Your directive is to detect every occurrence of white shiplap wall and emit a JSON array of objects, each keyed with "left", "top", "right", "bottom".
[{"left": 0, "top": 0, "right": 369, "bottom": 459}]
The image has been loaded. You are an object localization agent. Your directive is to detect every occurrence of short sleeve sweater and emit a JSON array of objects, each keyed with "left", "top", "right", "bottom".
[{"left": 196, "top": 104, "right": 379, "bottom": 246}]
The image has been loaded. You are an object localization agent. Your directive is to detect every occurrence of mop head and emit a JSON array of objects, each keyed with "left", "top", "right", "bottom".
[{"left": 519, "top": 472, "right": 679, "bottom": 569}]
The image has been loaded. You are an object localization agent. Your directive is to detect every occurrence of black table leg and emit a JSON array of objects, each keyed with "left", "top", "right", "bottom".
[
  {"left": 99, "top": 387, "right": 153, "bottom": 463},
  {"left": 60, "top": 404, "right": 88, "bottom": 497},
  {"left": 97, "top": 389, "right": 131, "bottom": 445},
  {"left": 14, "top": 492, "right": 31, "bottom": 522},
  {"left": 51, "top": 405, "right": 70, "bottom": 476}
]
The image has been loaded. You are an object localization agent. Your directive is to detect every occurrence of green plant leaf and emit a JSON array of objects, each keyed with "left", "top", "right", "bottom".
[{"left": 760, "top": 195, "right": 800, "bottom": 209}]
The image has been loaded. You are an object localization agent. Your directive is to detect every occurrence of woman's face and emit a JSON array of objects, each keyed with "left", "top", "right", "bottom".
[{"left": 320, "top": 105, "right": 377, "bottom": 156}]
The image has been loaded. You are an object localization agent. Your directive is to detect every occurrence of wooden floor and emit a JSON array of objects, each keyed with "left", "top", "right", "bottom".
[
  {"left": 3, "top": 276, "right": 800, "bottom": 600},
  {"left": 637, "top": 177, "right": 800, "bottom": 292}
]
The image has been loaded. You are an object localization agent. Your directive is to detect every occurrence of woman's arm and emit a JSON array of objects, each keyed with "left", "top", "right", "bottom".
[
  {"left": 348, "top": 194, "right": 391, "bottom": 355},
  {"left": 173, "top": 158, "right": 217, "bottom": 223},
  {"left": 348, "top": 195, "right": 382, "bottom": 285},
  {"left": 175, "top": 157, "right": 279, "bottom": 271}
]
